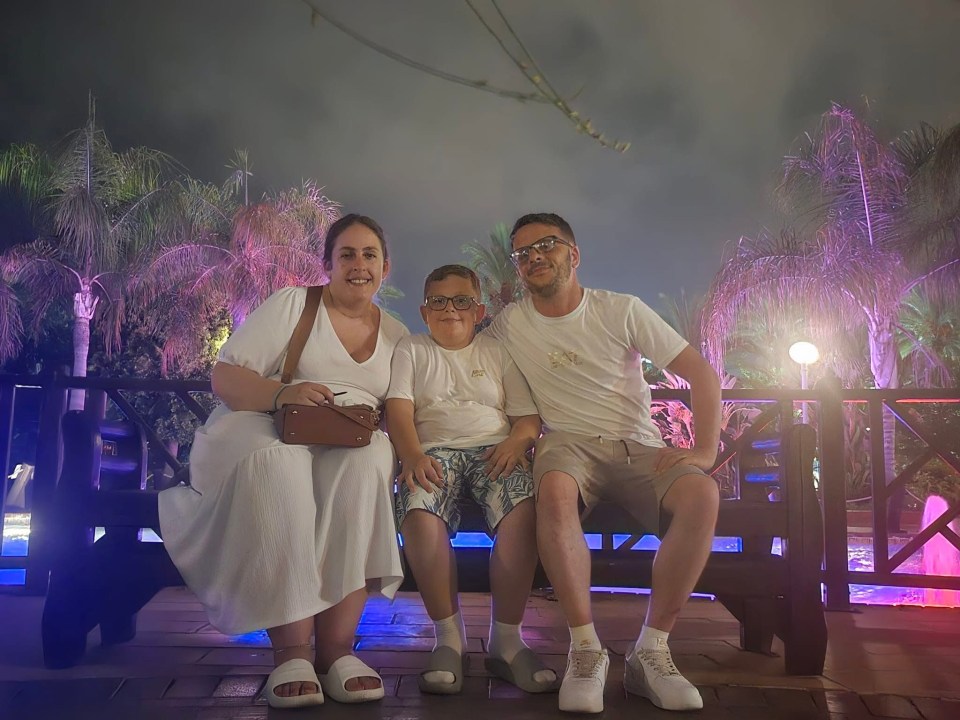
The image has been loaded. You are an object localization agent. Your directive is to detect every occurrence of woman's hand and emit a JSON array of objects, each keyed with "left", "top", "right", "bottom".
[
  {"left": 276, "top": 382, "right": 339, "bottom": 408},
  {"left": 483, "top": 438, "right": 531, "bottom": 481},
  {"left": 400, "top": 453, "right": 445, "bottom": 494}
]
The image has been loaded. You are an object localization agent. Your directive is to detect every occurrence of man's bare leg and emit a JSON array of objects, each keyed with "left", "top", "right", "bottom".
[
  {"left": 536, "top": 471, "right": 608, "bottom": 713},
  {"left": 625, "top": 473, "right": 718, "bottom": 711},
  {"left": 534, "top": 471, "right": 592, "bottom": 628},
  {"left": 645, "top": 474, "right": 719, "bottom": 631}
]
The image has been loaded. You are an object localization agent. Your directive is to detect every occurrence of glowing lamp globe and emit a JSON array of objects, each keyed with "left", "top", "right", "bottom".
[{"left": 788, "top": 341, "right": 820, "bottom": 366}]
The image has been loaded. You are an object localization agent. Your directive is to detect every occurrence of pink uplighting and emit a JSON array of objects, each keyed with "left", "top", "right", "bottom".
[{"left": 921, "top": 496, "right": 960, "bottom": 607}]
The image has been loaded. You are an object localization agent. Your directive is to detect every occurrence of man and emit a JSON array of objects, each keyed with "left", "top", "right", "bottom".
[{"left": 486, "top": 213, "right": 721, "bottom": 714}]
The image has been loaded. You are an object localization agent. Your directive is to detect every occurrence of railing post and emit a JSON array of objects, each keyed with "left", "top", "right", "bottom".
[
  {"left": 24, "top": 374, "right": 68, "bottom": 595},
  {"left": 816, "top": 373, "right": 850, "bottom": 610},
  {"left": 1, "top": 382, "right": 15, "bottom": 517},
  {"left": 84, "top": 388, "right": 107, "bottom": 423},
  {"left": 869, "top": 396, "right": 889, "bottom": 579}
]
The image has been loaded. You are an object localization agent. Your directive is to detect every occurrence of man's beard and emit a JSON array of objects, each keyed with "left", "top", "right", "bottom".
[{"left": 524, "top": 254, "right": 572, "bottom": 298}]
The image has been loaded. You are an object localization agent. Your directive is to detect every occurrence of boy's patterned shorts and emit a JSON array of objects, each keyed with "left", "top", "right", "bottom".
[{"left": 395, "top": 445, "right": 534, "bottom": 535}]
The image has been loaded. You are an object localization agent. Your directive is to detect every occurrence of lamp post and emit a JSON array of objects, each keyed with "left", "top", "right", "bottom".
[{"left": 788, "top": 341, "right": 820, "bottom": 423}]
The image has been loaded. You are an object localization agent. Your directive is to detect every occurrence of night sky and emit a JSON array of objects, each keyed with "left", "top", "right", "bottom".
[{"left": 2, "top": 0, "right": 959, "bottom": 329}]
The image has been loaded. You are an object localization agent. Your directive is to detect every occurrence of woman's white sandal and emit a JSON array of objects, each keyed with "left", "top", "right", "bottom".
[
  {"left": 263, "top": 658, "right": 324, "bottom": 708},
  {"left": 319, "top": 655, "right": 385, "bottom": 703}
]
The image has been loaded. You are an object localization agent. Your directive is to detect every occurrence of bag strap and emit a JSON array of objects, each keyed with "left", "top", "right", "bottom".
[{"left": 280, "top": 286, "right": 323, "bottom": 384}]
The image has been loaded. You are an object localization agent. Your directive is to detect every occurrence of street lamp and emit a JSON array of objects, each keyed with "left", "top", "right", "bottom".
[{"left": 788, "top": 341, "right": 820, "bottom": 423}]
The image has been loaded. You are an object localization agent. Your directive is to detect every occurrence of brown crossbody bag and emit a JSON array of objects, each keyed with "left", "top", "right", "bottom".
[{"left": 271, "top": 286, "right": 380, "bottom": 447}]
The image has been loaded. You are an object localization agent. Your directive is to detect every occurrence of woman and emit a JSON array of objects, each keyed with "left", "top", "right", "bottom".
[{"left": 159, "top": 214, "right": 408, "bottom": 708}]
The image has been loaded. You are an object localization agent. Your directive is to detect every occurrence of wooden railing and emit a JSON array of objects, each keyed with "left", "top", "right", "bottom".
[{"left": 2, "top": 373, "right": 959, "bottom": 606}]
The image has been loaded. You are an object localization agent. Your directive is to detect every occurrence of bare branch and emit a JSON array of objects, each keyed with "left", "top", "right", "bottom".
[{"left": 297, "top": 0, "right": 546, "bottom": 103}]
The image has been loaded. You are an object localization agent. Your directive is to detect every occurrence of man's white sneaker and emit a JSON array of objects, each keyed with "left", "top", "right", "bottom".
[
  {"left": 624, "top": 641, "right": 703, "bottom": 711},
  {"left": 558, "top": 648, "right": 609, "bottom": 714}
]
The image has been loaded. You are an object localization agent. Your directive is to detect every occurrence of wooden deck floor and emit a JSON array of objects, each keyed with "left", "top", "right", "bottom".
[{"left": 0, "top": 587, "right": 958, "bottom": 719}]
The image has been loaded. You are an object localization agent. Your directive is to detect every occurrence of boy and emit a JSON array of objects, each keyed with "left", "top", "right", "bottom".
[{"left": 386, "top": 264, "right": 558, "bottom": 695}]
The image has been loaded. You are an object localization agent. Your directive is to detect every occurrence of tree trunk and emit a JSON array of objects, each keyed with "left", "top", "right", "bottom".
[
  {"left": 868, "top": 316, "right": 902, "bottom": 531},
  {"left": 69, "top": 285, "right": 100, "bottom": 412}
]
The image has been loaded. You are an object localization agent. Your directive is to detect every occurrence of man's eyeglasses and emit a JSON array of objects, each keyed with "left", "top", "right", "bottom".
[
  {"left": 509, "top": 235, "right": 574, "bottom": 266},
  {"left": 424, "top": 295, "right": 478, "bottom": 311}
]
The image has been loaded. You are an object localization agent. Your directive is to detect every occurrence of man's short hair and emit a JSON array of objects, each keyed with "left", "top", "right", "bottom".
[
  {"left": 509, "top": 213, "right": 576, "bottom": 245},
  {"left": 423, "top": 264, "right": 482, "bottom": 301}
]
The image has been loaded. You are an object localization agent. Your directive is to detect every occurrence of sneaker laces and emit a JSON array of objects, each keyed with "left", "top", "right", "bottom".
[
  {"left": 569, "top": 650, "right": 605, "bottom": 679},
  {"left": 638, "top": 648, "right": 681, "bottom": 678}
]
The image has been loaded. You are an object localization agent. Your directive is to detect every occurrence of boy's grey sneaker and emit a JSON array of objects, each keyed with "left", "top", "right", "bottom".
[
  {"left": 558, "top": 648, "right": 609, "bottom": 713},
  {"left": 624, "top": 640, "right": 703, "bottom": 711}
]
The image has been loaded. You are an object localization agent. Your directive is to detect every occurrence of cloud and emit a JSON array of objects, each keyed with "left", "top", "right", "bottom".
[{"left": 2, "top": 0, "right": 959, "bottom": 328}]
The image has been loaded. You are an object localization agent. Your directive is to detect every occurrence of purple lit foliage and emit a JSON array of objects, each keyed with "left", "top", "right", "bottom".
[
  {"left": 129, "top": 149, "right": 341, "bottom": 374},
  {"left": 703, "top": 104, "right": 960, "bottom": 517}
]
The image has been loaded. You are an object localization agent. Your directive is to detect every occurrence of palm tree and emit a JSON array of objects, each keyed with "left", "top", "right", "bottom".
[
  {"left": 897, "top": 285, "right": 960, "bottom": 388},
  {"left": 461, "top": 222, "right": 523, "bottom": 318},
  {"left": 131, "top": 151, "right": 341, "bottom": 371},
  {"left": 0, "top": 98, "right": 176, "bottom": 408},
  {"left": 703, "top": 104, "right": 960, "bottom": 522}
]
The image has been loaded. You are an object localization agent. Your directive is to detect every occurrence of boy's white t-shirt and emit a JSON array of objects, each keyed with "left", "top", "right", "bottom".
[
  {"left": 386, "top": 333, "right": 538, "bottom": 450},
  {"left": 485, "top": 288, "right": 688, "bottom": 448}
]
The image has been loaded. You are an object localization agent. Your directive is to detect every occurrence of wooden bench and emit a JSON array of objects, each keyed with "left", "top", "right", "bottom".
[
  {"left": 41, "top": 412, "right": 826, "bottom": 676},
  {"left": 41, "top": 411, "right": 182, "bottom": 668}
]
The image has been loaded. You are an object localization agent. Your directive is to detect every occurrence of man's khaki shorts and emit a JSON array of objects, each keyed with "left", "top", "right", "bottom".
[{"left": 533, "top": 431, "right": 707, "bottom": 535}]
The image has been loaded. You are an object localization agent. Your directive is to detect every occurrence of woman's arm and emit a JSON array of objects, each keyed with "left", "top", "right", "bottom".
[
  {"left": 212, "top": 362, "right": 284, "bottom": 412},
  {"left": 212, "top": 362, "right": 338, "bottom": 412}
]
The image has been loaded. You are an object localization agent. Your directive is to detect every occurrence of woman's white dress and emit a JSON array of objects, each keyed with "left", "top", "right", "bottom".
[{"left": 159, "top": 287, "right": 408, "bottom": 635}]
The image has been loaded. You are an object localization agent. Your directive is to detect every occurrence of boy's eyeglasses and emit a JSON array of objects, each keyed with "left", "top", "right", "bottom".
[
  {"left": 424, "top": 295, "right": 478, "bottom": 311},
  {"left": 509, "top": 235, "right": 574, "bottom": 266}
]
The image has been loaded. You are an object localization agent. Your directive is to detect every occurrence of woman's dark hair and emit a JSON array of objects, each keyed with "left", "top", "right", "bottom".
[
  {"left": 509, "top": 212, "right": 576, "bottom": 245},
  {"left": 323, "top": 214, "right": 388, "bottom": 267},
  {"left": 423, "top": 264, "right": 481, "bottom": 301}
]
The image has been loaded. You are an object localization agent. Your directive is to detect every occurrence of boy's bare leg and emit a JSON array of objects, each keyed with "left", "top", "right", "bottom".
[
  {"left": 488, "top": 498, "right": 557, "bottom": 687},
  {"left": 489, "top": 498, "right": 538, "bottom": 623},
  {"left": 401, "top": 509, "right": 459, "bottom": 619},
  {"left": 401, "top": 509, "right": 465, "bottom": 687}
]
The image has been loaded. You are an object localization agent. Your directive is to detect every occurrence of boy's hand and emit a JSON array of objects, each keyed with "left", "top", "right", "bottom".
[
  {"left": 401, "top": 453, "right": 445, "bottom": 494},
  {"left": 483, "top": 439, "right": 530, "bottom": 480}
]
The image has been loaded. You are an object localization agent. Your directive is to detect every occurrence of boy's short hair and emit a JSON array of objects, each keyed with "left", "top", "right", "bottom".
[{"left": 423, "top": 264, "right": 482, "bottom": 301}]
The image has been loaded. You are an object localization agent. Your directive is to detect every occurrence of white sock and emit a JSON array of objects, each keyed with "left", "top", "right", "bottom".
[
  {"left": 569, "top": 622, "right": 602, "bottom": 652},
  {"left": 635, "top": 625, "right": 669, "bottom": 653},
  {"left": 489, "top": 620, "right": 557, "bottom": 685},
  {"left": 488, "top": 620, "right": 526, "bottom": 663},
  {"left": 424, "top": 611, "right": 466, "bottom": 685}
]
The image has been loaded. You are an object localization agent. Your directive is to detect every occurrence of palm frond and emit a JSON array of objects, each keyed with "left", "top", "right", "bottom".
[
  {"left": 0, "top": 143, "right": 55, "bottom": 206},
  {"left": 461, "top": 223, "right": 522, "bottom": 315}
]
